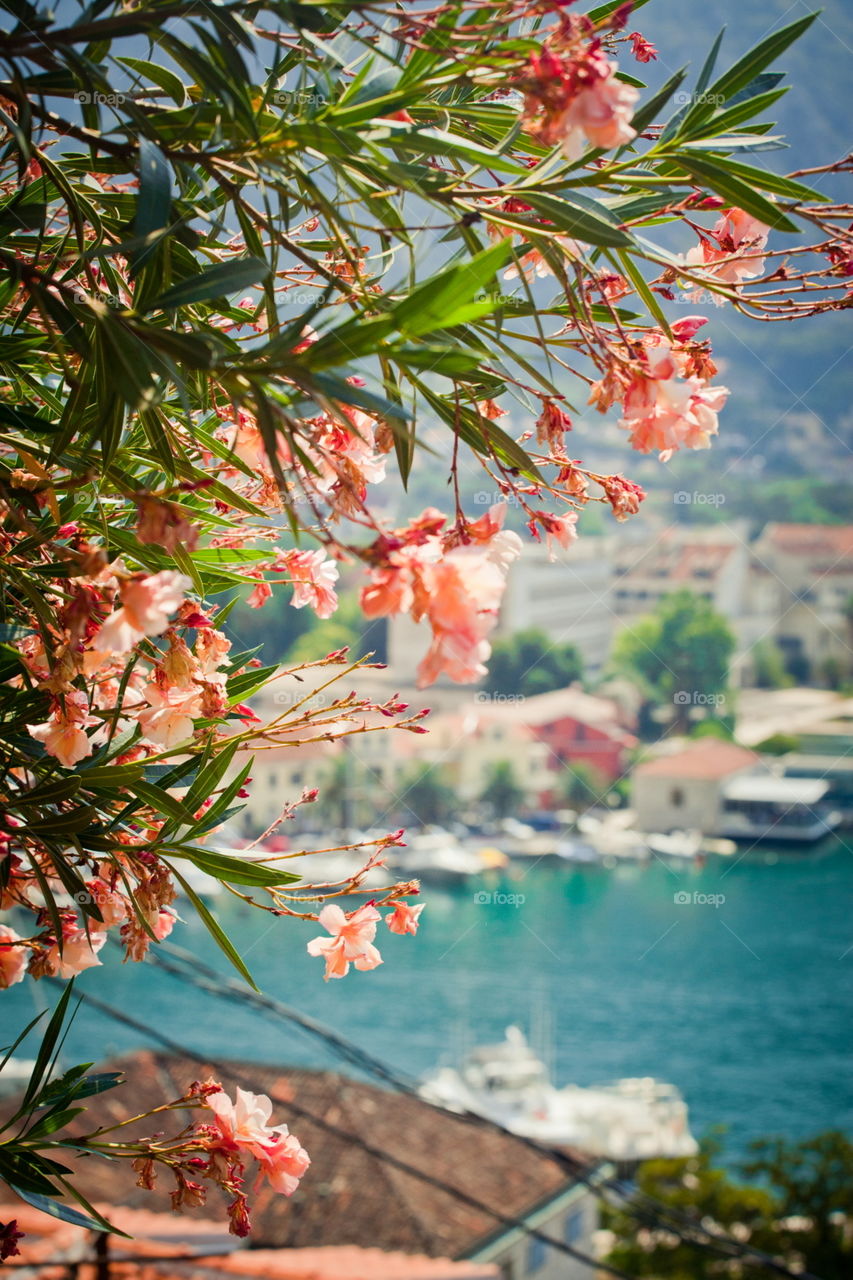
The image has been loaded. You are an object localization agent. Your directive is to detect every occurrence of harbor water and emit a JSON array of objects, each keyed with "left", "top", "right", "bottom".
[{"left": 4, "top": 837, "right": 852, "bottom": 1163}]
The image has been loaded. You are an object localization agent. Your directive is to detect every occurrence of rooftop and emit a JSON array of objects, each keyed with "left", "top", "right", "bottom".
[
  {"left": 758, "top": 523, "right": 853, "bottom": 559},
  {"left": 32, "top": 1052, "right": 584, "bottom": 1260},
  {"left": 634, "top": 741, "right": 760, "bottom": 781},
  {"left": 722, "top": 774, "right": 830, "bottom": 804},
  {"left": 0, "top": 1205, "right": 499, "bottom": 1279}
]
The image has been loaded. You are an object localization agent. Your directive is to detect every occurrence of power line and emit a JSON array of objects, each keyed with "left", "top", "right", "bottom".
[
  {"left": 58, "top": 983, "right": 637, "bottom": 1280},
  {"left": 145, "top": 941, "right": 823, "bottom": 1280}
]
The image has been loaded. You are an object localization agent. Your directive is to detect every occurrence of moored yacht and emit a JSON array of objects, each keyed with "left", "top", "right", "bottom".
[{"left": 420, "top": 1026, "right": 698, "bottom": 1163}]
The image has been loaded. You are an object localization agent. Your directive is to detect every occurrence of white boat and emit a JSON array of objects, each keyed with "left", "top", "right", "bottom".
[
  {"left": 553, "top": 836, "right": 600, "bottom": 865},
  {"left": 0, "top": 1058, "right": 37, "bottom": 1098},
  {"left": 420, "top": 1026, "right": 698, "bottom": 1163},
  {"left": 391, "top": 828, "right": 491, "bottom": 884},
  {"left": 644, "top": 829, "right": 704, "bottom": 861},
  {"left": 576, "top": 812, "right": 650, "bottom": 862}
]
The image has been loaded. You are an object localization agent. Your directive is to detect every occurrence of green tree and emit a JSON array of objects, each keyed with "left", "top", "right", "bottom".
[
  {"left": 743, "top": 1131, "right": 853, "bottom": 1280},
  {"left": 559, "top": 760, "right": 608, "bottom": 810},
  {"left": 612, "top": 592, "right": 735, "bottom": 732},
  {"left": 485, "top": 629, "right": 583, "bottom": 697},
  {"left": 750, "top": 639, "right": 792, "bottom": 690},
  {"left": 756, "top": 731, "right": 801, "bottom": 755},
  {"left": 606, "top": 1131, "right": 853, "bottom": 1280},
  {"left": 480, "top": 760, "right": 525, "bottom": 819},
  {"left": 399, "top": 765, "right": 458, "bottom": 828}
]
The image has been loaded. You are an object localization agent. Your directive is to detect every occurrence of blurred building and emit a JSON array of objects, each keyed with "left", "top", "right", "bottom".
[
  {"left": 611, "top": 523, "right": 750, "bottom": 624},
  {"left": 631, "top": 740, "right": 760, "bottom": 834},
  {"left": 745, "top": 523, "right": 853, "bottom": 680}
]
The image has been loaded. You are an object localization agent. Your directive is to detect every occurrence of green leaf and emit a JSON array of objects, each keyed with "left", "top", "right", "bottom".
[
  {"left": 518, "top": 191, "right": 634, "bottom": 248},
  {"left": 674, "top": 14, "right": 817, "bottom": 138},
  {"left": 23, "top": 985, "right": 75, "bottom": 1108},
  {"left": 391, "top": 240, "right": 512, "bottom": 336},
  {"left": 707, "top": 14, "right": 817, "bottom": 105},
  {"left": 631, "top": 67, "right": 688, "bottom": 136},
  {"left": 148, "top": 258, "right": 272, "bottom": 311},
  {"left": 672, "top": 153, "right": 800, "bottom": 232},
  {"left": 25, "top": 1107, "right": 85, "bottom": 1140},
  {"left": 127, "top": 780, "right": 197, "bottom": 825},
  {"left": 134, "top": 137, "right": 171, "bottom": 243},
  {"left": 117, "top": 57, "right": 188, "bottom": 107},
  {"left": 169, "top": 866, "right": 257, "bottom": 988},
  {"left": 171, "top": 846, "right": 301, "bottom": 887}
]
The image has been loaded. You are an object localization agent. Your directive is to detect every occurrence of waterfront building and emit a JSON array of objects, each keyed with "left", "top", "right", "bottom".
[
  {"left": 747, "top": 523, "right": 853, "bottom": 682},
  {"left": 631, "top": 741, "right": 761, "bottom": 835}
]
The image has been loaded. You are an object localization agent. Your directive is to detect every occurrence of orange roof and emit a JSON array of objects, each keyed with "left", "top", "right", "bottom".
[
  {"left": 26, "top": 1052, "right": 584, "bottom": 1259},
  {"left": 761, "top": 523, "right": 853, "bottom": 559},
  {"left": 209, "top": 1246, "right": 499, "bottom": 1278},
  {"left": 634, "top": 740, "right": 759, "bottom": 781},
  {"left": 0, "top": 1206, "right": 498, "bottom": 1278}
]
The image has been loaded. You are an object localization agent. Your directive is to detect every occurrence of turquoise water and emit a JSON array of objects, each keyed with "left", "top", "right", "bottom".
[{"left": 5, "top": 838, "right": 852, "bottom": 1162}]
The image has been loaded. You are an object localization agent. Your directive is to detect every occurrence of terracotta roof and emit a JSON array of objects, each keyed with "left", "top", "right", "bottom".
[
  {"left": 634, "top": 740, "right": 759, "bottom": 781},
  {"left": 477, "top": 687, "right": 628, "bottom": 731},
  {"left": 760, "top": 523, "right": 853, "bottom": 559},
  {"left": 34, "top": 1052, "right": 581, "bottom": 1260},
  {"left": 0, "top": 1205, "right": 498, "bottom": 1279},
  {"left": 614, "top": 529, "right": 741, "bottom": 585}
]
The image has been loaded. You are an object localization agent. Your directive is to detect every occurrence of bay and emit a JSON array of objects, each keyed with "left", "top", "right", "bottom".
[{"left": 5, "top": 837, "right": 852, "bottom": 1164}]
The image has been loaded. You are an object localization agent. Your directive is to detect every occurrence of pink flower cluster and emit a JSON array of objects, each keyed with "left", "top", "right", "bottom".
[
  {"left": 617, "top": 331, "right": 729, "bottom": 458},
  {"left": 684, "top": 207, "right": 770, "bottom": 287},
  {"left": 360, "top": 505, "right": 522, "bottom": 688},
  {"left": 206, "top": 1086, "right": 310, "bottom": 1198},
  {"left": 307, "top": 899, "right": 424, "bottom": 980},
  {"left": 520, "top": 44, "right": 639, "bottom": 160}
]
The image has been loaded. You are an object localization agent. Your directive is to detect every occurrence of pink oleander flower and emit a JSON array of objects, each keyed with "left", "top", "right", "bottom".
[
  {"left": 27, "top": 690, "right": 96, "bottom": 768},
  {"left": 137, "top": 498, "right": 199, "bottom": 553},
  {"left": 415, "top": 546, "right": 510, "bottom": 687},
  {"left": 0, "top": 1220, "right": 24, "bottom": 1263},
  {"left": 135, "top": 682, "right": 203, "bottom": 748},
  {"left": 559, "top": 64, "right": 639, "bottom": 158},
  {"left": 520, "top": 45, "right": 638, "bottom": 161},
  {"left": 629, "top": 31, "right": 658, "bottom": 63},
  {"left": 195, "top": 627, "right": 232, "bottom": 673},
  {"left": 535, "top": 511, "right": 579, "bottom": 559},
  {"left": 94, "top": 570, "right": 191, "bottom": 655},
  {"left": 684, "top": 206, "right": 770, "bottom": 286},
  {"left": 360, "top": 505, "right": 521, "bottom": 688},
  {"left": 386, "top": 902, "right": 425, "bottom": 935},
  {"left": 46, "top": 926, "right": 106, "bottom": 979},
  {"left": 602, "top": 474, "right": 646, "bottom": 521},
  {"left": 153, "top": 908, "right": 176, "bottom": 941},
  {"left": 307, "top": 903, "right": 383, "bottom": 980},
  {"left": 85, "top": 878, "right": 128, "bottom": 928},
  {"left": 275, "top": 548, "right": 339, "bottom": 619},
  {"left": 246, "top": 577, "right": 273, "bottom": 609},
  {"left": 207, "top": 1087, "right": 310, "bottom": 1196},
  {"left": 0, "top": 926, "right": 28, "bottom": 988},
  {"left": 617, "top": 333, "right": 729, "bottom": 458}
]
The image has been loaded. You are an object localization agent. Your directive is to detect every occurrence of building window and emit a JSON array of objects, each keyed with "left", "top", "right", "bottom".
[
  {"left": 527, "top": 1236, "right": 548, "bottom": 1272},
  {"left": 564, "top": 1206, "right": 584, "bottom": 1245},
  {"left": 670, "top": 787, "right": 684, "bottom": 807}
]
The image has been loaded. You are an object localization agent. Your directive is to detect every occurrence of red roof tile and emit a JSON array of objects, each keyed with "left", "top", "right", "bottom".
[
  {"left": 17, "top": 1052, "right": 584, "bottom": 1260},
  {"left": 634, "top": 740, "right": 759, "bottom": 781},
  {"left": 0, "top": 1206, "right": 499, "bottom": 1279}
]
